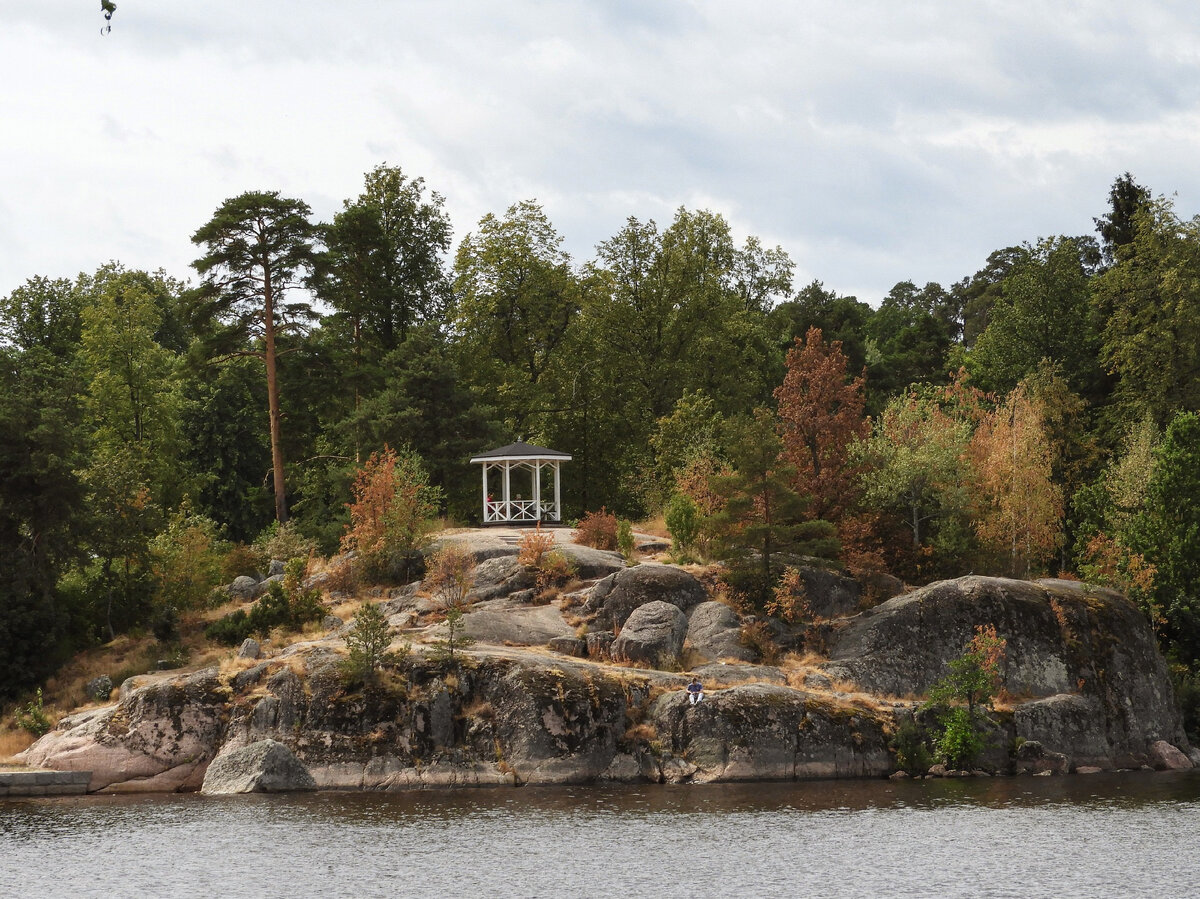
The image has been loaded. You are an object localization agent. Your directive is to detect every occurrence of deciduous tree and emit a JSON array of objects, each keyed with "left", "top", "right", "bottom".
[
  {"left": 775, "top": 326, "right": 867, "bottom": 523},
  {"left": 968, "top": 382, "right": 1064, "bottom": 577},
  {"left": 854, "top": 388, "right": 973, "bottom": 567}
]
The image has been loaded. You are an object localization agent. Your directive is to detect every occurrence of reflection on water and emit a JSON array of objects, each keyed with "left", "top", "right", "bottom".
[{"left": 3, "top": 773, "right": 1199, "bottom": 898}]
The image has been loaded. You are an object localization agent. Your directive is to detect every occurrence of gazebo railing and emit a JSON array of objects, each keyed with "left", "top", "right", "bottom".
[{"left": 484, "top": 499, "right": 560, "bottom": 523}]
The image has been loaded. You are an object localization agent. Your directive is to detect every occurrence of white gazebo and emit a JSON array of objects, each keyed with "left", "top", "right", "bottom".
[{"left": 470, "top": 441, "right": 572, "bottom": 525}]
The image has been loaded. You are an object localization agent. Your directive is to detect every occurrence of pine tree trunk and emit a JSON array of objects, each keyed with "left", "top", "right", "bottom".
[{"left": 263, "top": 265, "right": 289, "bottom": 523}]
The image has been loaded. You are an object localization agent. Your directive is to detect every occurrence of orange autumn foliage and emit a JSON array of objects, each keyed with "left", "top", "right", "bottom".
[
  {"left": 968, "top": 383, "right": 1063, "bottom": 577},
  {"left": 775, "top": 326, "right": 868, "bottom": 523}
]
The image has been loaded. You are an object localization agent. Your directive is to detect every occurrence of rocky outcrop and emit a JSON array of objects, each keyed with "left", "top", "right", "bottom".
[
  {"left": 652, "top": 684, "right": 892, "bottom": 781},
  {"left": 793, "top": 567, "right": 865, "bottom": 619},
  {"left": 21, "top": 668, "right": 229, "bottom": 792},
  {"left": 470, "top": 556, "right": 536, "bottom": 602},
  {"left": 611, "top": 601, "right": 688, "bottom": 667},
  {"left": 548, "top": 636, "right": 587, "bottom": 657},
  {"left": 227, "top": 576, "right": 258, "bottom": 602},
  {"left": 824, "top": 576, "right": 1191, "bottom": 769},
  {"left": 587, "top": 564, "right": 708, "bottom": 630},
  {"left": 686, "top": 601, "right": 753, "bottom": 663},
  {"left": 20, "top": 570, "right": 1193, "bottom": 792},
  {"left": 1014, "top": 740, "right": 1069, "bottom": 776},
  {"left": 201, "top": 739, "right": 316, "bottom": 794},
  {"left": 552, "top": 544, "right": 626, "bottom": 579},
  {"left": 460, "top": 598, "right": 574, "bottom": 645},
  {"left": 1148, "top": 740, "right": 1194, "bottom": 770}
]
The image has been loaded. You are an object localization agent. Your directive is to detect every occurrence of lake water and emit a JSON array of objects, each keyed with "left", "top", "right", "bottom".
[{"left": 3, "top": 773, "right": 1199, "bottom": 898}]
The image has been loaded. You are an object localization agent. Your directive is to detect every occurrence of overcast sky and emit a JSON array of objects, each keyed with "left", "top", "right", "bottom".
[{"left": 5, "top": 2, "right": 1200, "bottom": 305}]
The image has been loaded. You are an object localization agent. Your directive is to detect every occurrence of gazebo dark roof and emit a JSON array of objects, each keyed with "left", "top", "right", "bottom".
[{"left": 469, "top": 441, "right": 572, "bottom": 463}]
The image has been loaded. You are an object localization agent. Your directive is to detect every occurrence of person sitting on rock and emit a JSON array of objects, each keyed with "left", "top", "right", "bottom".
[{"left": 687, "top": 677, "right": 705, "bottom": 705}]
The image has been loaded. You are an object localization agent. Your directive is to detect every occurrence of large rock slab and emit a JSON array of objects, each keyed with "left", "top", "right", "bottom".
[
  {"left": 611, "top": 601, "right": 688, "bottom": 668},
  {"left": 1013, "top": 693, "right": 1112, "bottom": 768},
  {"left": 459, "top": 598, "right": 574, "bottom": 645},
  {"left": 824, "top": 576, "right": 1190, "bottom": 766},
  {"left": 587, "top": 564, "right": 708, "bottom": 630},
  {"left": 480, "top": 665, "right": 629, "bottom": 783},
  {"left": 687, "top": 602, "right": 753, "bottom": 662},
  {"left": 469, "top": 556, "right": 535, "bottom": 602},
  {"left": 201, "top": 739, "right": 316, "bottom": 794},
  {"left": 553, "top": 543, "right": 626, "bottom": 579},
  {"left": 20, "top": 668, "right": 230, "bottom": 793},
  {"left": 1148, "top": 740, "right": 1193, "bottom": 770},
  {"left": 792, "top": 566, "right": 865, "bottom": 619},
  {"left": 431, "top": 532, "right": 520, "bottom": 564},
  {"left": 652, "top": 683, "right": 891, "bottom": 782},
  {"left": 227, "top": 576, "right": 258, "bottom": 602},
  {"left": 691, "top": 663, "right": 789, "bottom": 687}
]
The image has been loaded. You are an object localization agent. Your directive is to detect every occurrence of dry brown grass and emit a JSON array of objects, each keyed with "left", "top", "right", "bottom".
[
  {"left": 42, "top": 633, "right": 162, "bottom": 709},
  {"left": 462, "top": 699, "right": 494, "bottom": 720},
  {"left": 634, "top": 515, "right": 670, "bottom": 539},
  {"left": 623, "top": 722, "right": 657, "bottom": 742},
  {"left": 0, "top": 728, "right": 35, "bottom": 762}
]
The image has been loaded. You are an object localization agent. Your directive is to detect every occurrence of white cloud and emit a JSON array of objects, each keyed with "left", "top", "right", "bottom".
[{"left": 4, "top": 2, "right": 1200, "bottom": 304}]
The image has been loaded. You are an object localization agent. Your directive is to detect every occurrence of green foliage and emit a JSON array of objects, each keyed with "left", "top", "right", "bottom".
[
  {"left": 710, "top": 409, "right": 838, "bottom": 609},
  {"left": 150, "top": 501, "right": 227, "bottom": 612},
  {"left": 933, "top": 706, "right": 985, "bottom": 770},
  {"left": 203, "top": 608, "right": 251, "bottom": 646},
  {"left": 1170, "top": 663, "right": 1200, "bottom": 744},
  {"left": 340, "top": 601, "right": 399, "bottom": 685},
  {"left": 922, "top": 626, "right": 1006, "bottom": 770},
  {"left": 927, "top": 625, "right": 1006, "bottom": 713},
  {"left": 178, "top": 357, "right": 273, "bottom": 543},
  {"left": 1095, "top": 172, "right": 1152, "bottom": 265},
  {"left": 969, "top": 236, "right": 1101, "bottom": 398},
  {"left": 617, "top": 519, "right": 636, "bottom": 563},
  {"left": 432, "top": 606, "right": 474, "bottom": 664},
  {"left": 79, "top": 265, "right": 184, "bottom": 509},
  {"left": 14, "top": 170, "right": 1200, "bottom": 699},
  {"left": 255, "top": 520, "right": 318, "bottom": 565},
  {"left": 1130, "top": 412, "right": 1200, "bottom": 662},
  {"left": 453, "top": 200, "right": 579, "bottom": 434},
  {"left": 891, "top": 718, "right": 933, "bottom": 775},
  {"left": 665, "top": 492, "right": 699, "bottom": 558},
  {"left": 151, "top": 605, "right": 179, "bottom": 644},
  {"left": 191, "top": 190, "right": 318, "bottom": 524},
  {"left": 351, "top": 326, "right": 496, "bottom": 521},
  {"left": 865, "top": 280, "right": 954, "bottom": 405},
  {"left": 204, "top": 567, "right": 323, "bottom": 646},
  {"left": 320, "top": 163, "right": 452, "bottom": 352},
  {"left": 854, "top": 386, "right": 974, "bottom": 576},
  {"left": 14, "top": 688, "right": 52, "bottom": 737},
  {"left": 647, "top": 391, "right": 724, "bottom": 509},
  {"left": 769, "top": 280, "right": 873, "bottom": 374},
  {"left": 1093, "top": 196, "right": 1200, "bottom": 429}
]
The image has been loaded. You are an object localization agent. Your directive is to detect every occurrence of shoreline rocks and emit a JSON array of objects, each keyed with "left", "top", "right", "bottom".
[{"left": 16, "top": 573, "right": 1196, "bottom": 794}]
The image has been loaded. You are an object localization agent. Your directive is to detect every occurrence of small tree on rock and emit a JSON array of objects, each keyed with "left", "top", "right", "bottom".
[
  {"left": 426, "top": 544, "right": 476, "bottom": 662},
  {"left": 922, "top": 625, "right": 1007, "bottom": 769},
  {"left": 342, "top": 602, "right": 396, "bottom": 685},
  {"left": 709, "top": 408, "right": 838, "bottom": 609}
]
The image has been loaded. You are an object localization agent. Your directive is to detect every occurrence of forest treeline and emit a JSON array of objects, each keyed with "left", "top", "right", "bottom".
[{"left": 3, "top": 168, "right": 1200, "bottom": 703}]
